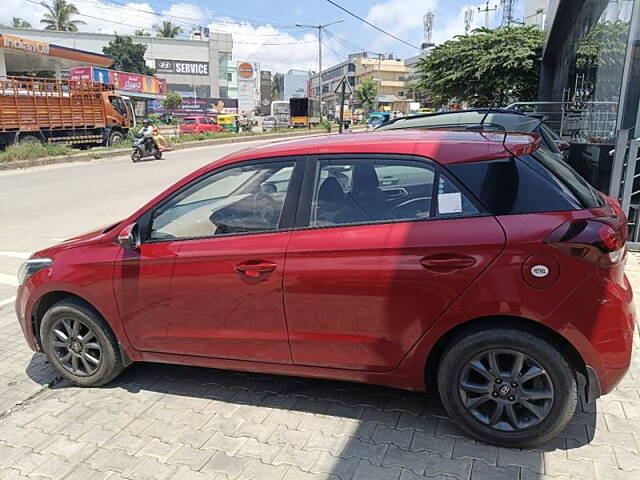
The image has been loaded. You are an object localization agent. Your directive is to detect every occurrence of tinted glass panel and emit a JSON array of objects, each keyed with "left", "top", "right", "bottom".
[
  {"left": 151, "top": 162, "right": 294, "bottom": 240},
  {"left": 448, "top": 158, "right": 582, "bottom": 215},
  {"left": 182, "top": 118, "right": 196, "bottom": 125},
  {"left": 310, "top": 158, "right": 478, "bottom": 227}
]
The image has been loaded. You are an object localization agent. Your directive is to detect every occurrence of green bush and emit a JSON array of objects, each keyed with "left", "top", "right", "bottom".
[{"left": 0, "top": 143, "right": 73, "bottom": 163}]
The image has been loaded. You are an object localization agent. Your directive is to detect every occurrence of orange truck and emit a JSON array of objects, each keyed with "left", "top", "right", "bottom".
[{"left": 0, "top": 76, "right": 135, "bottom": 148}]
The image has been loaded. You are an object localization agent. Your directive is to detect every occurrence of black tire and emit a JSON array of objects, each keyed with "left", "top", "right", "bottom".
[
  {"left": 107, "top": 130, "right": 125, "bottom": 146},
  {"left": 40, "top": 299, "right": 124, "bottom": 387},
  {"left": 131, "top": 148, "right": 141, "bottom": 162},
  {"left": 437, "top": 328, "right": 577, "bottom": 447},
  {"left": 19, "top": 134, "right": 41, "bottom": 145}
]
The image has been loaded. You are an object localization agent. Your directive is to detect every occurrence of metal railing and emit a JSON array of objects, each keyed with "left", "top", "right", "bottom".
[{"left": 506, "top": 101, "right": 619, "bottom": 144}]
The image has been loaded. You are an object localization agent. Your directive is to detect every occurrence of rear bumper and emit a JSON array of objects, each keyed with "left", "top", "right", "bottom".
[{"left": 556, "top": 269, "right": 635, "bottom": 396}]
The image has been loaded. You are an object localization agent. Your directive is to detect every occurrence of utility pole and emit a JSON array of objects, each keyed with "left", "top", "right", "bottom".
[
  {"left": 478, "top": 1, "right": 498, "bottom": 28},
  {"left": 295, "top": 19, "right": 343, "bottom": 124},
  {"left": 501, "top": 0, "right": 518, "bottom": 27}
]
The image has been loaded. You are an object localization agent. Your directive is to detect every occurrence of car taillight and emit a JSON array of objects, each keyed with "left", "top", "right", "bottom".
[{"left": 544, "top": 218, "right": 626, "bottom": 266}]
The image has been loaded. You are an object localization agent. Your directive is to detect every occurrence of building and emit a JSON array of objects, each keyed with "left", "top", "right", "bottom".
[
  {"left": 538, "top": 0, "right": 639, "bottom": 237},
  {"left": 524, "top": 0, "right": 549, "bottom": 27},
  {"left": 310, "top": 52, "right": 409, "bottom": 114},
  {"left": 0, "top": 26, "right": 233, "bottom": 99},
  {"left": 0, "top": 32, "right": 112, "bottom": 78},
  {"left": 283, "top": 69, "right": 310, "bottom": 101}
]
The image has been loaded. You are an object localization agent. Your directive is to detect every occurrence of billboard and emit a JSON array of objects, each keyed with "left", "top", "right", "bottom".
[
  {"left": 149, "top": 97, "right": 238, "bottom": 116},
  {"left": 154, "top": 59, "right": 209, "bottom": 76},
  {"left": 260, "top": 71, "right": 272, "bottom": 115},
  {"left": 68, "top": 66, "right": 165, "bottom": 96}
]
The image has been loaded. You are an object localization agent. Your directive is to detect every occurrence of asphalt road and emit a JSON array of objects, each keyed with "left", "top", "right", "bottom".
[{"left": 0, "top": 138, "right": 285, "bottom": 307}]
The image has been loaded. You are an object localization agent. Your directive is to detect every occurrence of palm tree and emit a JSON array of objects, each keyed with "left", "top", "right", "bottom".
[
  {"left": 12, "top": 17, "right": 33, "bottom": 28},
  {"left": 40, "top": 0, "right": 86, "bottom": 31},
  {"left": 154, "top": 21, "right": 182, "bottom": 38},
  {"left": 134, "top": 28, "right": 151, "bottom": 36}
]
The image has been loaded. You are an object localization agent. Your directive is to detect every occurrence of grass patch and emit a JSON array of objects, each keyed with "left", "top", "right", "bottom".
[{"left": 0, "top": 143, "right": 73, "bottom": 163}]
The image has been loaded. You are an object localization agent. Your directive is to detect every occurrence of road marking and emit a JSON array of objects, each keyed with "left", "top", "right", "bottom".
[
  {"left": 0, "top": 273, "right": 17, "bottom": 287},
  {"left": 0, "top": 296, "right": 16, "bottom": 307},
  {"left": 0, "top": 251, "right": 30, "bottom": 259}
]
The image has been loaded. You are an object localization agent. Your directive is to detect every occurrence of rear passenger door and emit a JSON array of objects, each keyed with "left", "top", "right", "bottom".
[{"left": 283, "top": 155, "right": 506, "bottom": 371}]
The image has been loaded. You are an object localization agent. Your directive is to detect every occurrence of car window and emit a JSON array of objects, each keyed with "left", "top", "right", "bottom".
[
  {"left": 150, "top": 161, "right": 295, "bottom": 240},
  {"left": 447, "top": 157, "right": 583, "bottom": 215},
  {"left": 310, "top": 158, "right": 478, "bottom": 227},
  {"left": 182, "top": 118, "right": 196, "bottom": 125}
]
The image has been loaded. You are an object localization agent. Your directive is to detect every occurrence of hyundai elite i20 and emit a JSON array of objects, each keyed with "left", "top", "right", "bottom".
[{"left": 16, "top": 130, "right": 634, "bottom": 447}]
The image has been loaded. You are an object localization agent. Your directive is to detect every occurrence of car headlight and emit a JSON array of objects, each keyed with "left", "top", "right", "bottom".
[{"left": 17, "top": 258, "right": 52, "bottom": 285}]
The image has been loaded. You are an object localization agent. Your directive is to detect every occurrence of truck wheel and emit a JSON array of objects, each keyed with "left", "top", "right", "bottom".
[
  {"left": 19, "top": 134, "right": 41, "bottom": 145},
  {"left": 107, "top": 131, "right": 125, "bottom": 146}
]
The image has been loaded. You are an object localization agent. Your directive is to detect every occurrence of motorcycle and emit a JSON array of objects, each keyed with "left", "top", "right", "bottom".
[{"left": 131, "top": 133, "right": 162, "bottom": 162}]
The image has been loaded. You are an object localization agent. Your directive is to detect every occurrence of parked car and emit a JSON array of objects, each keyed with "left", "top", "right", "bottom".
[
  {"left": 179, "top": 116, "right": 223, "bottom": 134},
  {"left": 377, "top": 108, "right": 570, "bottom": 159},
  {"left": 17, "top": 130, "right": 633, "bottom": 448},
  {"left": 261, "top": 115, "right": 289, "bottom": 131}
]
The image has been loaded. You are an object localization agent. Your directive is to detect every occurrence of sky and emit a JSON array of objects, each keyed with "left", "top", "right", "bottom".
[{"left": 1, "top": 0, "right": 523, "bottom": 73}]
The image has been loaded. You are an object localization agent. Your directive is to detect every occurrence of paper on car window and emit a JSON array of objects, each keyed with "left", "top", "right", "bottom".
[{"left": 438, "top": 192, "right": 462, "bottom": 214}]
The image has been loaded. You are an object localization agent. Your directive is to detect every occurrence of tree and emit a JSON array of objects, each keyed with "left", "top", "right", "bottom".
[
  {"left": 103, "top": 35, "right": 154, "bottom": 75},
  {"left": 40, "top": 0, "right": 86, "bottom": 31},
  {"left": 417, "top": 26, "right": 544, "bottom": 106},
  {"left": 355, "top": 78, "right": 379, "bottom": 112},
  {"left": 12, "top": 17, "right": 33, "bottom": 28},
  {"left": 134, "top": 29, "right": 151, "bottom": 36},
  {"left": 154, "top": 21, "right": 182, "bottom": 38},
  {"left": 162, "top": 91, "right": 183, "bottom": 114}
]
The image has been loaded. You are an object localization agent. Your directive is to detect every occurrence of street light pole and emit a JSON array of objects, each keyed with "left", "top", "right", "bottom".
[{"left": 296, "top": 19, "right": 343, "bottom": 124}]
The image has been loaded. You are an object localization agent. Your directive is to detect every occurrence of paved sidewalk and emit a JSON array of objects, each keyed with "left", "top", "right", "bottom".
[{"left": 0, "top": 258, "right": 639, "bottom": 480}]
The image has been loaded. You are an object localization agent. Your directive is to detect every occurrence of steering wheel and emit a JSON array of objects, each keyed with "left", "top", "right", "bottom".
[{"left": 252, "top": 191, "right": 280, "bottom": 226}]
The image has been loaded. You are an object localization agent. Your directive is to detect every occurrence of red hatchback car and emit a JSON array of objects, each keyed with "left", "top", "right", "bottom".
[
  {"left": 180, "top": 115, "right": 223, "bottom": 134},
  {"left": 16, "top": 130, "right": 634, "bottom": 447}
]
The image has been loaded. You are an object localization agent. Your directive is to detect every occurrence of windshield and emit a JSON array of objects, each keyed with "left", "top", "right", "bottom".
[{"left": 368, "top": 115, "right": 386, "bottom": 125}]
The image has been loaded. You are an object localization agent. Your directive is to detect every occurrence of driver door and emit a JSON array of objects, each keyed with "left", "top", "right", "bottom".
[{"left": 118, "top": 158, "right": 301, "bottom": 364}]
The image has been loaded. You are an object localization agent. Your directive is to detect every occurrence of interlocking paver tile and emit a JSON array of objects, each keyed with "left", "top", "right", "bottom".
[
  {"left": 352, "top": 459, "right": 401, "bottom": 480},
  {"left": 272, "top": 444, "right": 320, "bottom": 471},
  {"left": 424, "top": 452, "right": 472, "bottom": 479},
  {"left": 409, "top": 432, "right": 455, "bottom": 458},
  {"left": 381, "top": 444, "right": 427, "bottom": 475},
  {"left": 371, "top": 424, "right": 413, "bottom": 449},
  {"left": 497, "top": 447, "right": 543, "bottom": 473},
  {"left": 452, "top": 438, "right": 498, "bottom": 465},
  {"left": 235, "top": 437, "right": 282, "bottom": 463}
]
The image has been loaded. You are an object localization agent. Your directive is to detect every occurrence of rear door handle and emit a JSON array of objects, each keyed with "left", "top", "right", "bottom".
[
  {"left": 420, "top": 254, "right": 476, "bottom": 272},
  {"left": 235, "top": 261, "right": 277, "bottom": 279}
]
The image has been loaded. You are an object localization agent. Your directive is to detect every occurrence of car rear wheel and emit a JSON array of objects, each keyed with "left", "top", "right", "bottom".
[
  {"left": 437, "top": 328, "right": 577, "bottom": 447},
  {"left": 40, "top": 299, "right": 124, "bottom": 387}
]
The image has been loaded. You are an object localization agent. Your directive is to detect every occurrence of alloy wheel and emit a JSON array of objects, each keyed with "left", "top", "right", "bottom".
[
  {"left": 458, "top": 348, "right": 554, "bottom": 432},
  {"left": 49, "top": 317, "right": 102, "bottom": 377}
]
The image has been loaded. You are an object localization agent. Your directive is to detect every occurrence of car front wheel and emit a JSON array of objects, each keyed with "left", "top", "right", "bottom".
[
  {"left": 40, "top": 299, "right": 124, "bottom": 387},
  {"left": 437, "top": 328, "right": 577, "bottom": 447}
]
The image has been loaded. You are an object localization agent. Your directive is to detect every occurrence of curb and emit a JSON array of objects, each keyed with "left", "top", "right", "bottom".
[{"left": 0, "top": 129, "right": 336, "bottom": 172}]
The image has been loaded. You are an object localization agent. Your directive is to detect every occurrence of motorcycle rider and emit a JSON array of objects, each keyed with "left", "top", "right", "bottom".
[{"left": 141, "top": 119, "right": 169, "bottom": 151}]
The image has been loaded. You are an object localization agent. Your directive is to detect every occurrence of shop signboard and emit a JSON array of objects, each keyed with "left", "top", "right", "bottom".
[
  {"left": 116, "top": 72, "right": 144, "bottom": 93},
  {"left": 154, "top": 59, "right": 209, "bottom": 76},
  {"left": 92, "top": 67, "right": 111, "bottom": 84},
  {"left": 69, "top": 67, "right": 92, "bottom": 81},
  {"left": 2, "top": 34, "right": 50, "bottom": 55}
]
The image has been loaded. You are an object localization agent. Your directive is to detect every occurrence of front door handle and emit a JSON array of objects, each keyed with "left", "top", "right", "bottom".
[
  {"left": 235, "top": 261, "right": 277, "bottom": 279},
  {"left": 420, "top": 254, "right": 476, "bottom": 273}
]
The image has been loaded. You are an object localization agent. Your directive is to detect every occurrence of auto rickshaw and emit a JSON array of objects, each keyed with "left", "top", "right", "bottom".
[{"left": 217, "top": 114, "right": 238, "bottom": 132}]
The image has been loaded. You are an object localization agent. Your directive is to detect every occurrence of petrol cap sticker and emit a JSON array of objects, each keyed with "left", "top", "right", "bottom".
[{"left": 531, "top": 265, "right": 550, "bottom": 278}]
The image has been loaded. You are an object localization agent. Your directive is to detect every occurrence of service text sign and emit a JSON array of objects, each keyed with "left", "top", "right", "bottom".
[{"left": 155, "top": 59, "right": 209, "bottom": 76}]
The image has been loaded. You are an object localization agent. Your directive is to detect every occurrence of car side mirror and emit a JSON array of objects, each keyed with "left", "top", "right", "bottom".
[{"left": 117, "top": 223, "right": 141, "bottom": 250}]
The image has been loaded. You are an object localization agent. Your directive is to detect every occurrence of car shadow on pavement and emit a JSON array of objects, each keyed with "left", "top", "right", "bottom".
[{"left": 24, "top": 353, "right": 596, "bottom": 479}]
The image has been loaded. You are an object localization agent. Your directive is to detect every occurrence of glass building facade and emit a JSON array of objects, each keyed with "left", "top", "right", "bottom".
[{"left": 539, "top": 0, "right": 639, "bottom": 192}]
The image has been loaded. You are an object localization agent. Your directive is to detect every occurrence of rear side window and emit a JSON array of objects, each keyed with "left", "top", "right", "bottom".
[
  {"left": 447, "top": 157, "right": 583, "bottom": 215},
  {"left": 531, "top": 149, "right": 604, "bottom": 208},
  {"left": 182, "top": 118, "right": 196, "bottom": 125}
]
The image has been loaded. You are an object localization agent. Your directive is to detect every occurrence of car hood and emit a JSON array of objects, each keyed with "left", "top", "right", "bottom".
[{"left": 31, "top": 220, "right": 122, "bottom": 259}]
